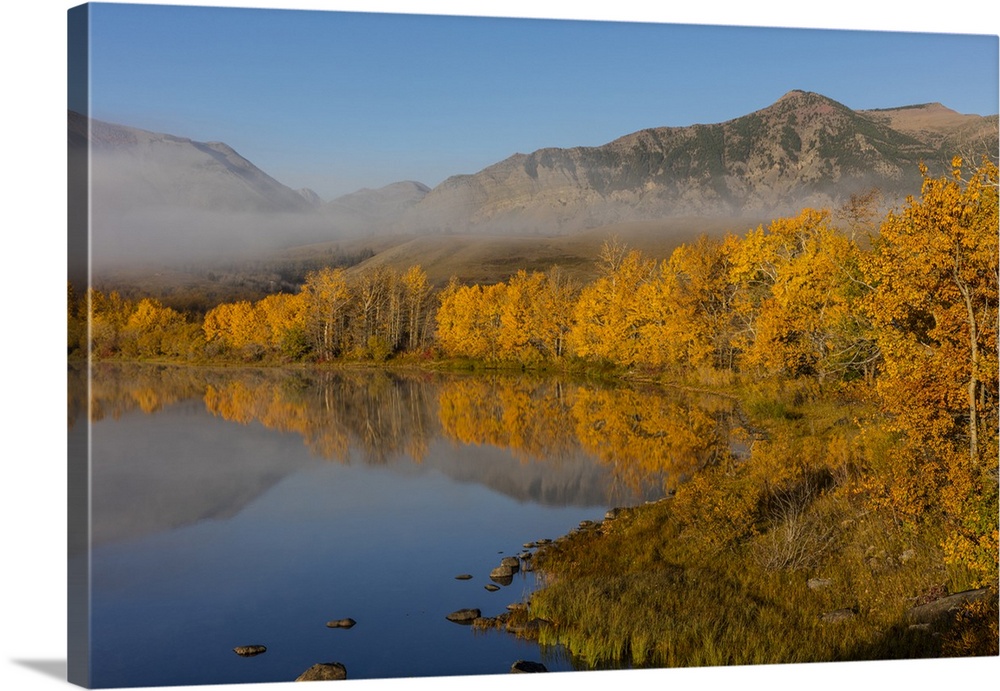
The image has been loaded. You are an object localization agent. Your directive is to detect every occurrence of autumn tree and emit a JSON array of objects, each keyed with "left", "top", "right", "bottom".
[
  {"left": 88, "top": 288, "right": 134, "bottom": 358},
  {"left": 436, "top": 279, "right": 505, "bottom": 360},
  {"left": 569, "top": 243, "right": 657, "bottom": 365},
  {"left": 256, "top": 292, "right": 309, "bottom": 358},
  {"left": 639, "top": 235, "right": 737, "bottom": 371},
  {"left": 301, "top": 267, "right": 352, "bottom": 360},
  {"left": 121, "top": 298, "right": 194, "bottom": 359},
  {"left": 68, "top": 282, "right": 86, "bottom": 357},
  {"left": 535, "top": 265, "right": 578, "bottom": 360},
  {"left": 402, "top": 265, "right": 434, "bottom": 352},
  {"left": 351, "top": 266, "right": 399, "bottom": 358},
  {"left": 863, "top": 157, "right": 998, "bottom": 582},
  {"left": 727, "top": 209, "right": 875, "bottom": 382},
  {"left": 203, "top": 300, "right": 265, "bottom": 358}
]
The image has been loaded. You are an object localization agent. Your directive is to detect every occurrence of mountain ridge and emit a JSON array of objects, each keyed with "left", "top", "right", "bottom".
[
  {"left": 70, "top": 91, "right": 999, "bottom": 273},
  {"left": 401, "top": 90, "right": 997, "bottom": 234}
]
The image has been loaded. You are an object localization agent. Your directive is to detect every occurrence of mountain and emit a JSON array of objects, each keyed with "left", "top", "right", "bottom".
[
  {"left": 70, "top": 110, "right": 333, "bottom": 269},
  {"left": 323, "top": 180, "right": 430, "bottom": 235},
  {"left": 859, "top": 102, "right": 999, "bottom": 153},
  {"left": 71, "top": 91, "right": 998, "bottom": 278},
  {"left": 401, "top": 90, "right": 998, "bottom": 234},
  {"left": 69, "top": 110, "right": 315, "bottom": 214}
]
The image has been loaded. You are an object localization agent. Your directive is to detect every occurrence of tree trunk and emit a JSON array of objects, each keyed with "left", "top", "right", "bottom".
[{"left": 956, "top": 271, "right": 980, "bottom": 463}]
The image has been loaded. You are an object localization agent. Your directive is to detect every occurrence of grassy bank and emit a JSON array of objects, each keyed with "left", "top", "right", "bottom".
[{"left": 510, "top": 381, "right": 998, "bottom": 668}]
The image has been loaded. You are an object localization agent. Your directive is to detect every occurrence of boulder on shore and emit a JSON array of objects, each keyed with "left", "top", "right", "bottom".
[
  {"left": 905, "top": 588, "right": 994, "bottom": 625},
  {"left": 295, "top": 662, "right": 347, "bottom": 681}
]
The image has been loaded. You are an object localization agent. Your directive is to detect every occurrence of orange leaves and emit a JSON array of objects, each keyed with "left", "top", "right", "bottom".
[
  {"left": 865, "top": 158, "right": 998, "bottom": 459},
  {"left": 860, "top": 158, "right": 998, "bottom": 581},
  {"left": 436, "top": 269, "right": 576, "bottom": 362},
  {"left": 435, "top": 280, "right": 502, "bottom": 359},
  {"left": 569, "top": 247, "right": 657, "bottom": 366},
  {"left": 728, "top": 209, "right": 871, "bottom": 380}
]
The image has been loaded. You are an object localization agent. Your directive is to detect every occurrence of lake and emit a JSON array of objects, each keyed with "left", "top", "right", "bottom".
[{"left": 69, "top": 364, "right": 738, "bottom": 688}]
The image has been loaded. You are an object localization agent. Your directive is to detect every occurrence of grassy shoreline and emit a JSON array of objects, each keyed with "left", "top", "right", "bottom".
[{"left": 499, "top": 382, "right": 998, "bottom": 668}]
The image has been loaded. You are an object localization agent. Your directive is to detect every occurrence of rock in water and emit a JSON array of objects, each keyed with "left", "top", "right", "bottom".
[
  {"left": 326, "top": 618, "right": 356, "bottom": 629},
  {"left": 490, "top": 565, "right": 515, "bottom": 582},
  {"left": 499, "top": 556, "right": 520, "bottom": 571},
  {"left": 446, "top": 608, "right": 481, "bottom": 623},
  {"left": 295, "top": 662, "right": 347, "bottom": 681},
  {"left": 233, "top": 645, "right": 266, "bottom": 657},
  {"left": 511, "top": 660, "right": 548, "bottom": 673}
]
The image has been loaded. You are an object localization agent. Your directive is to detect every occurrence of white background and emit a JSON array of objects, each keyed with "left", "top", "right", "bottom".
[{"left": 2, "top": 2, "right": 997, "bottom": 691}]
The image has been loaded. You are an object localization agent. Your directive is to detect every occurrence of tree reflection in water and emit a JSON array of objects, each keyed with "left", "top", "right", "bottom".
[{"left": 74, "top": 364, "right": 743, "bottom": 495}]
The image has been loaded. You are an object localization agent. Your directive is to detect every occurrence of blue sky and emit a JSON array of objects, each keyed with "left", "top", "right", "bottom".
[{"left": 74, "top": 1, "right": 1000, "bottom": 201}]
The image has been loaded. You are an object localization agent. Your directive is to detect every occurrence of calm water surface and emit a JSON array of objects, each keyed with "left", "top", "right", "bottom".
[{"left": 71, "top": 364, "right": 736, "bottom": 688}]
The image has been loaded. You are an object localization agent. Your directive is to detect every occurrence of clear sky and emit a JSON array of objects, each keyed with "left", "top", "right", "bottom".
[{"left": 74, "top": 1, "right": 1000, "bottom": 201}]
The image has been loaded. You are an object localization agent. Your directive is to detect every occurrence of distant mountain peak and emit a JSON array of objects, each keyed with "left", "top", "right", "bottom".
[
  {"left": 71, "top": 91, "right": 999, "bottom": 263},
  {"left": 404, "top": 91, "right": 998, "bottom": 234}
]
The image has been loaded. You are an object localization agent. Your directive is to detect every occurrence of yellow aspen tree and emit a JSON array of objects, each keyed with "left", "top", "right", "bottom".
[
  {"left": 302, "top": 267, "right": 351, "bottom": 360},
  {"left": 256, "top": 292, "right": 308, "bottom": 357},
  {"left": 122, "top": 298, "right": 188, "bottom": 358},
  {"left": 867, "top": 158, "right": 998, "bottom": 462},
  {"left": 569, "top": 243, "right": 655, "bottom": 365},
  {"left": 536, "top": 265, "right": 578, "bottom": 360},
  {"left": 436, "top": 280, "right": 504, "bottom": 359},
  {"left": 497, "top": 270, "right": 547, "bottom": 362},
  {"left": 88, "top": 288, "right": 134, "bottom": 357},
  {"left": 863, "top": 158, "right": 998, "bottom": 582},
  {"left": 402, "top": 265, "right": 433, "bottom": 352},
  {"left": 728, "top": 209, "right": 869, "bottom": 381}
]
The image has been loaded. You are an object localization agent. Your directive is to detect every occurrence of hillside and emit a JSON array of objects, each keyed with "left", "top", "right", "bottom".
[
  {"left": 400, "top": 90, "right": 997, "bottom": 234},
  {"left": 339, "top": 217, "right": 761, "bottom": 287}
]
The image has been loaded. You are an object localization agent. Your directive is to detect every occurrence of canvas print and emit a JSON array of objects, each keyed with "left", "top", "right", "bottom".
[{"left": 67, "top": 2, "right": 999, "bottom": 689}]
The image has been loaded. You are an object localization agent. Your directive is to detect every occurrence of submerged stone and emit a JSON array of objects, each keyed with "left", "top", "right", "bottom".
[
  {"left": 446, "top": 608, "right": 481, "bottom": 623},
  {"left": 326, "top": 618, "right": 356, "bottom": 629},
  {"left": 511, "top": 660, "right": 548, "bottom": 673}
]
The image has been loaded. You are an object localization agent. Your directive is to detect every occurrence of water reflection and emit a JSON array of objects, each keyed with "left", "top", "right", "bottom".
[
  {"left": 70, "top": 364, "right": 744, "bottom": 686},
  {"left": 72, "top": 364, "right": 741, "bottom": 542}
]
